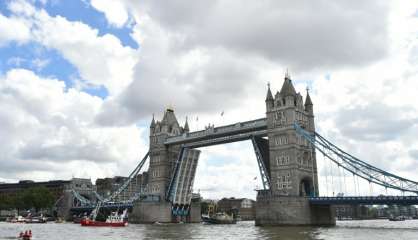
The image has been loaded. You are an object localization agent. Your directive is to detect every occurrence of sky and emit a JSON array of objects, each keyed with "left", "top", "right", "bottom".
[{"left": 1, "top": 0, "right": 418, "bottom": 200}]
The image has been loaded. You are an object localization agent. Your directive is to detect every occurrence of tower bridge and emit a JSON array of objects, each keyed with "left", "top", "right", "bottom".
[{"left": 68, "top": 73, "right": 418, "bottom": 226}]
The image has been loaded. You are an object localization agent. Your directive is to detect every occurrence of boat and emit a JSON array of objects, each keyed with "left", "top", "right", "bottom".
[
  {"left": 7, "top": 215, "right": 26, "bottom": 223},
  {"left": 24, "top": 214, "right": 47, "bottom": 223},
  {"left": 18, "top": 230, "right": 32, "bottom": 240},
  {"left": 202, "top": 212, "right": 236, "bottom": 224},
  {"left": 81, "top": 209, "right": 128, "bottom": 227},
  {"left": 389, "top": 215, "right": 406, "bottom": 221}
]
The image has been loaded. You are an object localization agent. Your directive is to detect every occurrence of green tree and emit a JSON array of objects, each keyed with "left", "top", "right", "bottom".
[{"left": 22, "top": 187, "right": 55, "bottom": 212}]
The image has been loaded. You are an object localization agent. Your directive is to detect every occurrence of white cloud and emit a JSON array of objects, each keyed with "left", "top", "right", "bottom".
[
  {"left": 31, "top": 58, "right": 50, "bottom": 71},
  {"left": 90, "top": 0, "right": 130, "bottom": 28},
  {"left": 0, "top": 68, "right": 146, "bottom": 182},
  {"left": 5, "top": 0, "right": 138, "bottom": 96},
  {"left": 0, "top": 13, "right": 31, "bottom": 46}
]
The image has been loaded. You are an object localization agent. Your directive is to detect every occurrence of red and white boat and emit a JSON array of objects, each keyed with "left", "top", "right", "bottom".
[{"left": 81, "top": 209, "right": 128, "bottom": 227}]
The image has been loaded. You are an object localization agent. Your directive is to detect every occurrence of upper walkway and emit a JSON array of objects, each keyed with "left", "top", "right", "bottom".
[{"left": 165, "top": 118, "right": 268, "bottom": 148}]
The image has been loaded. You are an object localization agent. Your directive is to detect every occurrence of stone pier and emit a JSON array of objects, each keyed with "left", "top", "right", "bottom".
[{"left": 255, "top": 194, "right": 335, "bottom": 226}]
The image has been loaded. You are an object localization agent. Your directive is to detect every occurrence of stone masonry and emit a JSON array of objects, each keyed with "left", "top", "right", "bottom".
[{"left": 255, "top": 73, "right": 335, "bottom": 226}]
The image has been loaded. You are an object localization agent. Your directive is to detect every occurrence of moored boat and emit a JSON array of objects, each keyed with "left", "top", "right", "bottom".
[
  {"left": 24, "top": 215, "right": 47, "bottom": 224},
  {"left": 389, "top": 216, "right": 406, "bottom": 221},
  {"left": 202, "top": 212, "right": 236, "bottom": 224},
  {"left": 7, "top": 216, "right": 23, "bottom": 223},
  {"left": 81, "top": 209, "right": 128, "bottom": 227}
]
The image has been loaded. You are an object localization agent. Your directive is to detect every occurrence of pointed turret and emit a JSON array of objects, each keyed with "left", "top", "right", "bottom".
[
  {"left": 304, "top": 87, "right": 314, "bottom": 132},
  {"left": 184, "top": 117, "right": 190, "bottom": 133},
  {"left": 305, "top": 89, "right": 313, "bottom": 106},
  {"left": 150, "top": 114, "right": 156, "bottom": 134},
  {"left": 160, "top": 107, "right": 181, "bottom": 134},
  {"left": 150, "top": 114, "right": 156, "bottom": 127},
  {"left": 266, "top": 82, "right": 274, "bottom": 101},
  {"left": 265, "top": 82, "right": 274, "bottom": 111},
  {"left": 280, "top": 74, "right": 297, "bottom": 97}
]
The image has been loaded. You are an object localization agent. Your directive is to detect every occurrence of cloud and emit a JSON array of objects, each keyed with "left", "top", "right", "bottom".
[
  {"left": 123, "top": 0, "right": 389, "bottom": 70},
  {"left": 0, "top": 13, "right": 31, "bottom": 46},
  {"left": 0, "top": 68, "right": 145, "bottom": 181},
  {"left": 334, "top": 102, "right": 418, "bottom": 142},
  {"left": 95, "top": 47, "right": 263, "bottom": 126},
  {"left": 31, "top": 58, "right": 49, "bottom": 71},
  {"left": 5, "top": 0, "right": 138, "bottom": 95},
  {"left": 90, "top": 0, "right": 130, "bottom": 28},
  {"left": 92, "top": 0, "right": 391, "bottom": 126}
]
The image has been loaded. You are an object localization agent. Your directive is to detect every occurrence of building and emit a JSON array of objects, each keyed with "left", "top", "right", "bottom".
[
  {"left": 0, "top": 178, "right": 94, "bottom": 213},
  {"left": 0, "top": 180, "right": 71, "bottom": 200},
  {"left": 96, "top": 173, "right": 148, "bottom": 201},
  {"left": 217, "top": 197, "right": 255, "bottom": 220},
  {"left": 334, "top": 205, "right": 371, "bottom": 219}
]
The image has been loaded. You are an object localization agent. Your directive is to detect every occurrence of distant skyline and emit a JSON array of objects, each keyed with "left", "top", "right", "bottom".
[{"left": 1, "top": 0, "right": 418, "bottom": 199}]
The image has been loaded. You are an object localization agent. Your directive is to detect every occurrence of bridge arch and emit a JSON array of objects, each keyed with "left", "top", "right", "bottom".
[{"left": 299, "top": 177, "right": 313, "bottom": 197}]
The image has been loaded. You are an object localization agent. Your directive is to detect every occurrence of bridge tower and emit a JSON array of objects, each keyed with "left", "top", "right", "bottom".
[
  {"left": 256, "top": 74, "right": 335, "bottom": 226},
  {"left": 131, "top": 108, "right": 201, "bottom": 223}
]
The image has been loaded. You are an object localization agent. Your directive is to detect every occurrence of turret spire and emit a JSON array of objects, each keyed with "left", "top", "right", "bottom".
[
  {"left": 184, "top": 116, "right": 190, "bottom": 132},
  {"left": 150, "top": 113, "right": 156, "bottom": 128},
  {"left": 280, "top": 73, "right": 297, "bottom": 97},
  {"left": 305, "top": 87, "right": 313, "bottom": 106},
  {"left": 266, "top": 82, "right": 274, "bottom": 101}
]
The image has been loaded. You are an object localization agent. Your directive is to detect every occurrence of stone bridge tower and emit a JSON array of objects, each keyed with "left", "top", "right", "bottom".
[
  {"left": 256, "top": 73, "right": 335, "bottom": 226},
  {"left": 131, "top": 107, "right": 201, "bottom": 223}
]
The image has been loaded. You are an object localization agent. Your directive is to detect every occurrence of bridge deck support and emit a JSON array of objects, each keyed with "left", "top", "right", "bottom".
[
  {"left": 130, "top": 201, "right": 201, "bottom": 224},
  {"left": 255, "top": 195, "right": 335, "bottom": 226}
]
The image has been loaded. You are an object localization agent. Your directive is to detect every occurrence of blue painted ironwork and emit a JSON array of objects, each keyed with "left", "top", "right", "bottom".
[
  {"left": 310, "top": 196, "right": 418, "bottom": 205},
  {"left": 71, "top": 189, "right": 92, "bottom": 206},
  {"left": 294, "top": 123, "right": 418, "bottom": 195},
  {"left": 70, "top": 151, "right": 149, "bottom": 213},
  {"left": 251, "top": 136, "right": 271, "bottom": 190},
  {"left": 103, "top": 151, "right": 149, "bottom": 202},
  {"left": 166, "top": 147, "right": 186, "bottom": 202}
]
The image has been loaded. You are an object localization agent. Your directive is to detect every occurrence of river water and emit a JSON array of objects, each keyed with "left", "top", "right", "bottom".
[{"left": 1, "top": 220, "right": 417, "bottom": 240}]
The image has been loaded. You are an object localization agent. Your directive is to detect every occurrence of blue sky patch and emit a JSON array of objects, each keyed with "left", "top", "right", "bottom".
[
  {"left": 0, "top": 42, "right": 81, "bottom": 89},
  {"left": 40, "top": 0, "right": 138, "bottom": 49}
]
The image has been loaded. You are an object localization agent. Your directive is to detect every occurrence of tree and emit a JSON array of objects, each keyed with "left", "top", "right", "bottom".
[
  {"left": 0, "top": 187, "right": 55, "bottom": 213},
  {"left": 22, "top": 187, "right": 55, "bottom": 212}
]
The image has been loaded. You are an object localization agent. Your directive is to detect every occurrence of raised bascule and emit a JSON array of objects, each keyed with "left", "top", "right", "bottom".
[{"left": 68, "top": 73, "right": 418, "bottom": 226}]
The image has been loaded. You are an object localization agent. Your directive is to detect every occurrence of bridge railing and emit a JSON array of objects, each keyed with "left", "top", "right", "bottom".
[{"left": 165, "top": 118, "right": 267, "bottom": 144}]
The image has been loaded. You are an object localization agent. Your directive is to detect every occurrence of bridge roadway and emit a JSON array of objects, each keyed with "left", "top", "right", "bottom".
[
  {"left": 309, "top": 196, "right": 418, "bottom": 205},
  {"left": 71, "top": 202, "right": 134, "bottom": 212},
  {"left": 164, "top": 118, "right": 268, "bottom": 148},
  {"left": 71, "top": 195, "right": 418, "bottom": 212}
]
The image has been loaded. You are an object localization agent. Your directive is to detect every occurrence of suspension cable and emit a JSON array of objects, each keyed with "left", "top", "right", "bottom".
[
  {"left": 310, "top": 147, "right": 316, "bottom": 197},
  {"left": 330, "top": 152, "right": 335, "bottom": 196},
  {"left": 323, "top": 150, "right": 329, "bottom": 196},
  {"left": 353, "top": 173, "right": 357, "bottom": 196},
  {"left": 342, "top": 168, "right": 347, "bottom": 195},
  {"left": 338, "top": 165, "right": 343, "bottom": 196}
]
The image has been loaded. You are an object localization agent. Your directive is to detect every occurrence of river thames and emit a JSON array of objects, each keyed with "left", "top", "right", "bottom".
[{"left": 1, "top": 220, "right": 417, "bottom": 240}]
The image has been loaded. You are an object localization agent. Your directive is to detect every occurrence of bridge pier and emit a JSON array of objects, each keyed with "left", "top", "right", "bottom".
[
  {"left": 255, "top": 194, "right": 335, "bottom": 226},
  {"left": 130, "top": 201, "right": 201, "bottom": 223}
]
